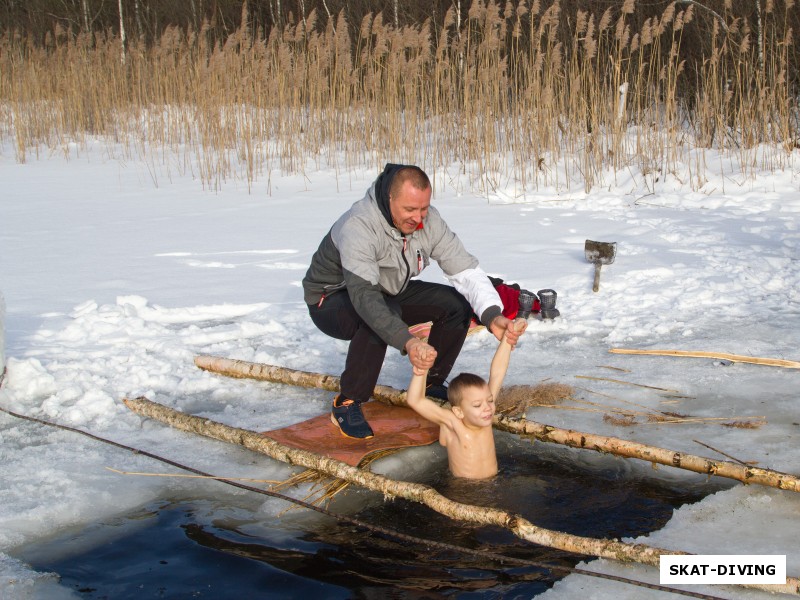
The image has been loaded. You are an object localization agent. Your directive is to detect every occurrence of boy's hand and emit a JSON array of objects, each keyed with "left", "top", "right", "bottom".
[
  {"left": 489, "top": 316, "right": 525, "bottom": 347},
  {"left": 509, "top": 317, "right": 527, "bottom": 336},
  {"left": 406, "top": 338, "right": 437, "bottom": 371}
]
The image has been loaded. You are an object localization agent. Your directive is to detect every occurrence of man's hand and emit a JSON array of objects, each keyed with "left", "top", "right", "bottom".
[
  {"left": 489, "top": 316, "right": 526, "bottom": 347},
  {"left": 406, "top": 337, "right": 437, "bottom": 373}
]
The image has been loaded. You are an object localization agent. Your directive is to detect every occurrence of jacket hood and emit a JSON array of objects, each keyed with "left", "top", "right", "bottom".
[{"left": 374, "top": 163, "right": 410, "bottom": 230}]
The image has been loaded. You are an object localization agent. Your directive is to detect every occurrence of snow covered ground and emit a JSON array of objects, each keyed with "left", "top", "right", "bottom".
[{"left": 1, "top": 140, "right": 799, "bottom": 599}]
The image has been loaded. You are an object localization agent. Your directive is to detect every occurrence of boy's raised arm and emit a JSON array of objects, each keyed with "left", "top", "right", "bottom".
[
  {"left": 488, "top": 318, "right": 527, "bottom": 400},
  {"left": 405, "top": 343, "right": 454, "bottom": 427}
]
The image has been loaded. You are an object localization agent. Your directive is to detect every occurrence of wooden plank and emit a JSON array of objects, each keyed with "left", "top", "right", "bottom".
[{"left": 610, "top": 348, "right": 800, "bottom": 369}]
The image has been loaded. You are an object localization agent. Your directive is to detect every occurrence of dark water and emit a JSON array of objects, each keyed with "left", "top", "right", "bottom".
[{"left": 18, "top": 438, "right": 727, "bottom": 599}]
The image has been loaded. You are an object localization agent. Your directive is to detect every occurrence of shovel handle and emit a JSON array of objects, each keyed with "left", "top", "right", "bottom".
[{"left": 592, "top": 263, "right": 602, "bottom": 292}]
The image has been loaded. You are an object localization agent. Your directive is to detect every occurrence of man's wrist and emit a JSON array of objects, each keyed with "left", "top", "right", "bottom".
[{"left": 480, "top": 305, "right": 503, "bottom": 329}]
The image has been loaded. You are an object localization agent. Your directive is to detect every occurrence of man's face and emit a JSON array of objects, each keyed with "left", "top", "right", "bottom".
[{"left": 389, "top": 181, "right": 431, "bottom": 235}]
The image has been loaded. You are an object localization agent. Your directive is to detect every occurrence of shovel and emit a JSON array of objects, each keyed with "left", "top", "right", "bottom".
[{"left": 585, "top": 239, "right": 616, "bottom": 292}]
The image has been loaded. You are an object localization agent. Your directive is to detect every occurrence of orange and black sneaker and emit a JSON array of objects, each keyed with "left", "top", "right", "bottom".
[{"left": 330, "top": 395, "right": 374, "bottom": 439}]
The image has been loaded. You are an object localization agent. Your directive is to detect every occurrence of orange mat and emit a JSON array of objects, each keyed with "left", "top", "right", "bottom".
[{"left": 262, "top": 402, "right": 440, "bottom": 467}]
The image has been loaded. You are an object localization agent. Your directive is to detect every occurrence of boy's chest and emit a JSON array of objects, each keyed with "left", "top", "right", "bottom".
[{"left": 442, "top": 426, "right": 496, "bottom": 462}]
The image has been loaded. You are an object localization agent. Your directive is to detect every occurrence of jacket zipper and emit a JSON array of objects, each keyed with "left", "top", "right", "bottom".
[{"left": 401, "top": 236, "right": 411, "bottom": 291}]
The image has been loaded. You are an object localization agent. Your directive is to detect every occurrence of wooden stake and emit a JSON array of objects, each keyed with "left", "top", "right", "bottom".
[
  {"left": 193, "top": 355, "right": 800, "bottom": 494},
  {"left": 123, "top": 395, "right": 798, "bottom": 596},
  {"left": 610, "top": 348, "right": 800, "bottom": 369}
]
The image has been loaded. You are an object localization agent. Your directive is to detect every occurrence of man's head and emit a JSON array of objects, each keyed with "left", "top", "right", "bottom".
[
  {"left": 388, "top": 166, "right": 432, "bottom": 235},
  {"left": 447, "top": 372, "right": 496, "bottom": 428}
]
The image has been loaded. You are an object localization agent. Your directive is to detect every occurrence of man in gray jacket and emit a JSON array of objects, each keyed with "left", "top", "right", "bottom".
[{"left": 303, "top": 164, "right": 522, "bottom": 439}]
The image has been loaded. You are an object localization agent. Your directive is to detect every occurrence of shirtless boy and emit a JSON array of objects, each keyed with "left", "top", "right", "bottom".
[{"left": 405, "top": 319, "right": 527, "bottom": 479}]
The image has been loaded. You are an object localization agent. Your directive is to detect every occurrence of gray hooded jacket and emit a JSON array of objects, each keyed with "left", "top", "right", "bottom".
[{"left": 303, "top": 164, "right": 503, "bottom": 352}]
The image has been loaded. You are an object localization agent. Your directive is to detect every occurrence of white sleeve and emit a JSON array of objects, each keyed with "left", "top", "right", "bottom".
[{"left": 445, "top": 267, "right": 502, "bottom": 324}]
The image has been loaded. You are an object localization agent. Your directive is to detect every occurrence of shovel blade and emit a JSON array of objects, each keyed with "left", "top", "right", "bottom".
[{"left": 584, "top": 239, "right": 617, "bottom": 265}]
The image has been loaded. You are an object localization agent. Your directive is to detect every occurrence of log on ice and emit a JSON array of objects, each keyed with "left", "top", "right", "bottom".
[
  {"left": 194, "top": 355, "right": 800, "bottom": 494},
  {"left": 609, "top": 348, "right": 800, "bottom": 369}
]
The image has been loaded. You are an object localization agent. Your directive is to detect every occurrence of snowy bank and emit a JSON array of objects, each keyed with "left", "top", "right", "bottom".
[
  {"left": 0, "top": 142, "right": 799, "bottom": 598},
  {"left": 1, "top": 290, "right": 5, "bottom": 377}
]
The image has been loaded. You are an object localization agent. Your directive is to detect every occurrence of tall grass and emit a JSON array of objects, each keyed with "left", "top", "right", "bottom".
[{"left": 1, "top": 0, "right": 797, "bottom": 194}]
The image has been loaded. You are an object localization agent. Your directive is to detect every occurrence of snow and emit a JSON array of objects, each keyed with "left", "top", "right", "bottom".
[
  {"left": 1, "top": 289, "right": 5, "bottom": 376},
  {"left": 0, "top": 140, "right": 799, "bottom": 599}
]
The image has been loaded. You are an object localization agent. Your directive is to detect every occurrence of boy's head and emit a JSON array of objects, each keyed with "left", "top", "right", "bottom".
[{"left": 447, "top": 373, "right": 496, "bottom": 427}]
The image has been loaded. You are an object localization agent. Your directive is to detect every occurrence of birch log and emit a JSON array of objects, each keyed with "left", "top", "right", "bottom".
[
  {"left": 610, "top": 348, "right": 800, "bottom": 369},
  {"left": 194, "top": 355, "right": 800, "bottom": 493},
  {"left": 193, "top": 354, "right": 407, "bottom": 406},
  {"left": 495, "top": 414, "right": 800, "bottom": 492},
  {"left": 123, "top": 395, "right": 799, "bottom": 596}
]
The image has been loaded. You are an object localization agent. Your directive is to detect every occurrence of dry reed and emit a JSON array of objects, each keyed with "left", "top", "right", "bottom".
[
  {"left": 1, "top": 1, "right": 796, "bottom": 193},
  {"left": 496, "top": 382, "right": 574, "bottom": 416}
]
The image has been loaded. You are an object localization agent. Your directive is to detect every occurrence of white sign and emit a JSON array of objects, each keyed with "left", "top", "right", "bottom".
[{"left": 660, "top": 555, "right": 786, "bottom": 585}]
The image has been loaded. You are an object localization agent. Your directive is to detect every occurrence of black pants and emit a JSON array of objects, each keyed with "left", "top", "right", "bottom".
[{"left": 307, "top": 280, "right": 473, "bottom": 402}]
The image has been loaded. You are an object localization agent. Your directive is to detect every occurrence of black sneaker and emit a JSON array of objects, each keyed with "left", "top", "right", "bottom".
[
  {"left": 331, "top": 396, "right": 374, "bottom": 439},
  {"left": 425, "top": 383, "right": 449, "bottom": 402}
]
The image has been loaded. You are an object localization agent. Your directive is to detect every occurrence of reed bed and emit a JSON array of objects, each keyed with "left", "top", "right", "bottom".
[{"left": 1, "top": 0, "right": 797, "bottom": 193}]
